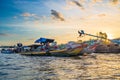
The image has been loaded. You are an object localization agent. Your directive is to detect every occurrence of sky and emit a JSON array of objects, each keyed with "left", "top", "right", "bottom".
[{"left": 0, "top": 0, "right": 120, "bottom": 46}]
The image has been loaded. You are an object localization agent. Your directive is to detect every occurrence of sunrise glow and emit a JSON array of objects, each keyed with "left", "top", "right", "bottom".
[{"left": 0, "top": 0, "right": 120, "bottom": 45}]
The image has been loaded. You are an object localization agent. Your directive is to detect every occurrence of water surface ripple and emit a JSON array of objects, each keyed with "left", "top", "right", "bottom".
[{"left": 0, "top": 53, "right": 120, "bottom": 80}]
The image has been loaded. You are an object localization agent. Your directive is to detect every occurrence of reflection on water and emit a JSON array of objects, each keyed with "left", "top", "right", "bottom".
[{"left": 0, "top": 53, "right": 120, "bottom": 80}]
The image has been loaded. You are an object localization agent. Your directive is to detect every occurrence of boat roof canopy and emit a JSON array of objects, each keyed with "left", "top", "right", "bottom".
[{"left": 35, "top": 37, "right": 54, "bottom": 43}]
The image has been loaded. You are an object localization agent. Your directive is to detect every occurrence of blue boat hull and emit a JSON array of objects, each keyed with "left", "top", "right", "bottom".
[{"left": 1, "top": 50, "right": 14, "bottom": 54}]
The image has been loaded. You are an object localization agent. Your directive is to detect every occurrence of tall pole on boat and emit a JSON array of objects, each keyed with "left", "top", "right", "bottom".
[{"left": 78, "top": 30, "right": 110, "bottom": 41}]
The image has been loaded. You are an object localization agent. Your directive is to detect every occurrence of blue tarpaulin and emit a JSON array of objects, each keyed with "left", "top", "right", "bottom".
[{"left": 35, "top": 37, "right": 54, "bottom": 43}]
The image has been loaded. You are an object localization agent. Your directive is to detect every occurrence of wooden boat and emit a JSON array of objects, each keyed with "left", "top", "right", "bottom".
[
  {"left": 20, "top": 51, "right": 47, "bottom": 56},
  {"left": 50, "top": 47, "right": 83, "bottom": 57},
  {"left": 20, "top": 47, "right": 83, "bottom": 57}
]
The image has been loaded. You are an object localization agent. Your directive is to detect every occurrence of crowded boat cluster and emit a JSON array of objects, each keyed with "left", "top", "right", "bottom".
[{"left": 0, "top": 30, "right": 120, "bottom": 56}]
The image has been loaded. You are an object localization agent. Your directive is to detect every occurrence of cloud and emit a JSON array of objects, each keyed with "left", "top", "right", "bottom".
[
  {"left": 91, "top": 0, "right": 119, "bottom": 6},
  {"left": 27, "top": 38, "right": 35, "bottom": 40},
  {"left": 21, "top": 12, "right": 46, "bottom": 22},
  {"left": 21, "top": 12, "right": 36, "bottom": 17},
  {"left": 0, "top": 33, "right": 9, "bottom": 36},
  {"left": 13, "top": 16, "right": 17, "bottom": 19},
  {"left": 111, "top": 0, "right": 119, "bottom": 5},
  {"left": 0, "top": 33, "right": 17, "bottom": 37},
  {"left": 98, "top": 14, "right": 106, "bottom": 17},
  {"left": 92, "top": 0, "right": 102, "bottom": 3},
  {"left": 71, "top": 0, "right": 84, "bottom": 9},
  {"left": 51, "top": 9, "right": 65, "bottom": 21}
]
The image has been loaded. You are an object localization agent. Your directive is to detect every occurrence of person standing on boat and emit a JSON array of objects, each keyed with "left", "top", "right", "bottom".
[
  {"left": 45, "top": 42, "right": 51, "bottom": 55},
  {"left": 45, "top": 42, "right": 50, "bottom": 50}
]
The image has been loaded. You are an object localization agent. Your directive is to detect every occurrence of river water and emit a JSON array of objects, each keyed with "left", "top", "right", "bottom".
[{"left": 0, "top": 53, "right": 120, "bottom": 80}]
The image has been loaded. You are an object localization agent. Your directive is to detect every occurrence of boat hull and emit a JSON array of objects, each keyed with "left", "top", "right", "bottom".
[
  {"left": 50, "top": 48, "right": 83, "bottom": 57},
  {"left": 20, "top": 47, "right": 83, "bottom": 57},
  {"left": 20, "top": 51, "right": 47, "bottom": 56},
  {"left": 1, "top": 50, "right": 14, "bottom": 54}
]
